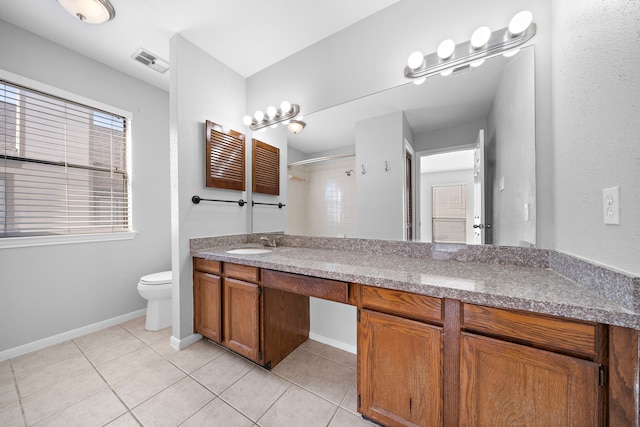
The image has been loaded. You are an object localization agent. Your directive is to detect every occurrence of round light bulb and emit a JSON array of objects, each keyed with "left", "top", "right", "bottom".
[
  {"left": 242, "top": 115, "right": 253, "bottom": 126},
  {"left": 266, "top": 106, "right": 277, "bottom": 119},
  {"left": 440, "top": 69, "right": 453, "bottom": 77},
  {"left": 407, "top": 51, "right": 424, "bottom": 70},
  {"left": 280, "top": 101, "right": 292, "bottom": 114},
  {"left": 413, "top": 77, "right": 426, "bottom": 85},
  {"left": 254, "top": 110, "right": 264, "bottom": 122},
  {"left": 470, "top": 59, "right": 485, "bottom": 68},
  {"left": 437, "top": 39, "right": 456, "bottom": 60},
  {"left": 471, "top": 26, "right": 491, "bottom": 49},
  {"left": 509, "top": 10, "right": 533, "bottom": 36}
]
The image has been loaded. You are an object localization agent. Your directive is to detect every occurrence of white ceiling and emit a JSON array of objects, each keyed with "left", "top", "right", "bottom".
[{"left": 0, "top": 0, "right": 400, "bottom": 90}]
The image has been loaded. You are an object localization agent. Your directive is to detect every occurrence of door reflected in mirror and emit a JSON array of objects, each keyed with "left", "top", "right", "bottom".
[{"left": 282, "top": 46, "right": 535, "bottom": 247}]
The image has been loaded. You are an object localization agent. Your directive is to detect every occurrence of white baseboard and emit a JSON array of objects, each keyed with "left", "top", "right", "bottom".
[
  {"left": 170, "top": 333, "right": 202, "bottom": 350},
  {"left": 0, "top": 309, "right": 146, "bottom": 362},
  {"left": 309, "top": 332, "right": 357, "bottom": 354}
]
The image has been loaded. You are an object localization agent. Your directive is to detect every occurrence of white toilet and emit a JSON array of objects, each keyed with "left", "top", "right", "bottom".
[{"left": 137, "top": 270, "right": 172, "bottom": 331}]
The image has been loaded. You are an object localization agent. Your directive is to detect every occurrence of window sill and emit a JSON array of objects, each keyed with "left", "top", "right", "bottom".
[{"left": 0, "top": 231, "right": 138, "bottom": 249}]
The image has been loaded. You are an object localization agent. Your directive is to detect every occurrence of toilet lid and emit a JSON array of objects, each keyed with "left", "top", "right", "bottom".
[{"left": 140, "top": 270, "right": 172, "bottom": 285}]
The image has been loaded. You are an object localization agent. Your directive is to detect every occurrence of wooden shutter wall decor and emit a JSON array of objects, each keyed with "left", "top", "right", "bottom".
[
  {"left": 252, "top": 139, "right": 280, "bottom": 196},
  {"left": 205, "top": 120, "right": 246, "bottom": 190}
]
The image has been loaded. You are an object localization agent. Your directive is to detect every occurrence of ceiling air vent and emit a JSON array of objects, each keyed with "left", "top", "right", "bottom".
[{"left": 131, "top": 48, "right": 169, "bottom": 74}]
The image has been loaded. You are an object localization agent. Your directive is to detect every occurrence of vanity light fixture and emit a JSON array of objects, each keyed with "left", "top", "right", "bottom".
[
  {"left": 57, "top": 0, "right": 115, "bottom": 24},
  {"left": 404, "top": 10, "right": 536, "bottom": 82},
  {"left": 243, "top": 100, "right": 303, "bottom": 132}
]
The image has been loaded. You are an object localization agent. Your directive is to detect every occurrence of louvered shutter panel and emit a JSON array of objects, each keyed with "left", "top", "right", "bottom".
[
  {"left": 205, "top": 120, "right": 245, "bottom": 190},
  {"left": 252, "top": 139, "right": 279, "bottom": 195}
]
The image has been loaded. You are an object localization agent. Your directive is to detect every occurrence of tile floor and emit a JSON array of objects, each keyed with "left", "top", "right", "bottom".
[{"left": 0, "top": 316, "right": 377, "bottom": 427}]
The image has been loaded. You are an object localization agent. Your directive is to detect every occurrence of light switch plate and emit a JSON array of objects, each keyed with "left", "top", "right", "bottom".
[{"left": 603, "top": 186, "right": 620, "bottom": 225}]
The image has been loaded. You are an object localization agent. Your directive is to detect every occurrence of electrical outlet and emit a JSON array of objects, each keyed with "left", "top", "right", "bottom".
[{"left": 603, "top": 186, "right": 620, "bottom": 225}]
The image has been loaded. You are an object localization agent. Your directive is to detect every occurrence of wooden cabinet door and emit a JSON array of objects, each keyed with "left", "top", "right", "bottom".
[
  {"left": 359, "top": 309, "right": 444, "bottom": 427},
  {"left": 460, "top": 333, "right": 601, "bottom": 427},
  {"left": 193, "top": 272, "right": 221, "bottom": 343},
  {"left": 223, "top": 278, "right": 260, "bottom": 362}
]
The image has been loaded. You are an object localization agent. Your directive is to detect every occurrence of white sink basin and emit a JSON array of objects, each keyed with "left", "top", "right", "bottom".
[{"left": 226, "top": 248, "right": 273, "bottom": 255}]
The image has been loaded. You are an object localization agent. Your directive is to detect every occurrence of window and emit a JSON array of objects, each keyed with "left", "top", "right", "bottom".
[{"left": 0, "top": 78, "right": 130, "bottom": 238}]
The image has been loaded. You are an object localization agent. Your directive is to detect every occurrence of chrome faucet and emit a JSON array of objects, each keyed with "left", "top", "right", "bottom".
[{"left": 260, "top": 236, "right": 277, "bottom": 247}]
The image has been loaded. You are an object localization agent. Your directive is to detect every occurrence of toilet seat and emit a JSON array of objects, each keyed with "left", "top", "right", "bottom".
[{"left": 139, "top": 270, "right": 172, "bottom": 285}]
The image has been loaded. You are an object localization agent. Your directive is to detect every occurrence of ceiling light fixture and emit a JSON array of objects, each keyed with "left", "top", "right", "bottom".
[
  {"left": 243, "top": 101, "right": 303, "bottom": 132},
  {"left": 57, "top": 0, "right": 115, "bottom": 24},
  {"left": 287, "top": 120, "right": 306, "bottom": 134},
  {"left": 404, "top": 11, "right": 536, "bottom": 81}
]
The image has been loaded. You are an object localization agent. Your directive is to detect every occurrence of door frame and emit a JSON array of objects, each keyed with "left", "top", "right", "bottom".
[{"left": 415, "top": 143, "right": 476, "bottom": 243}]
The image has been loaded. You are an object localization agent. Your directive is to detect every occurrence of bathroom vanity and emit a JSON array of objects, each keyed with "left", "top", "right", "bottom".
[{"left": 191, "top": 234, "right": 639, "bottom": 427}]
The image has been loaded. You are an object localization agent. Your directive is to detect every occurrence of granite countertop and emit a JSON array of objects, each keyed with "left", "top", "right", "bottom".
[{"left": 190, "top": 235, "right": 640, "bottom": 330}]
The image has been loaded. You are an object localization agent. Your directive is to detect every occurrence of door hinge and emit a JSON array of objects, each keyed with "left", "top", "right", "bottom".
[
  {"left": 258, "top": 286, "right": 262, "bottom": 297},
  {"left": 599, "top": 365, "right": 606, "bottom": 387},
  {"left": 409, "top": 397, "right": 412, "bottom": 414},
  {"left": 357, "top": 394, "right": 361, "bottom": 409},
  {"left": 357, "top": 309, "right": 361, "bottom": 322}
]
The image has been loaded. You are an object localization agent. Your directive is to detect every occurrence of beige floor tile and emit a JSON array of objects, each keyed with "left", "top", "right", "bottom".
[
  {"left": 121, "top": 318, "right": 172, "bottom": 350},
  {"left": 181, "top": 398, "right": 254, "bottom": 427},
  {"left": 21, "top": 369, "right": 107, "bottom": 425},
  {"left": 14, "top": 353, "right": 94, "bottom": 397},
  {"left": 83, "top": 334, "right": 146, "bottom": 367},
  {"left": 258, "top": 385, "right": 337, "bottom": 427},
  {"left": 271, "top": 347, "right": 318, "bottom": 382},
  {"left": 329, "top": 408, "right": 378, "bottom": 426},
  {"left": 110, "top": 360, "right": 186, "bottom": 409},
  {"left": 0, "top": 378, "right": 19, "bottom": 407},
  {"left": 340, "top": 378, "right": 359, "bottom": 414},
  {"left": 163, "top": 339, "right": 226, "bottom": 373},
  {"left": 316, "top": 345, "right": 357, "bottom": 369},
  {"left": 11, "top": 341, "right": 81, "bottom": 377},
  {"left": 0, "top": 400, "right": 25, "bottom": 426},
  {"left": 73, "top": 325, "right": 133, "bottom": 352},
  {"left": 133, "top": 377, "right": 214, "bottom": 426},
  {"left": 298, "top": 339, "right": 333, "bottom": 355},
  {"left": 295, "top": 356, "right": 356, "bottom": 404},
  {"left": 97, "top": 347, "right": 166, "bottom": 386},
  {"left": 220, "top": 367, "right": 291, "bottom": 421},
  {"left": 104, "top": 412, "right": 141, "bottom": 427},
  {"left": 191, "top": 351, "right": 255, "bottom": 395},
  {"left": 0, "top": 360, "right": 13, "bottom": 383},
  {"left": 32, "top": 389, "right": 127, "bottom": 427}
]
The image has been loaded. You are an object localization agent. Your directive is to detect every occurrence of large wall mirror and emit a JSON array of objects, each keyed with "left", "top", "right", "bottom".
[{"left": 280, "top": 46, "right": 535, "bottom": 247}]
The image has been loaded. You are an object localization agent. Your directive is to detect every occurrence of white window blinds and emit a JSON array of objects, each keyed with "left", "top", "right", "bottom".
[{"left": 0, "top": 79, "right": 129, "bottom": 238}]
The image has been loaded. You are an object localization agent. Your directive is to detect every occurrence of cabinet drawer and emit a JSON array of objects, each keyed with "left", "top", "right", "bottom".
[
  {"left": 224, "top": 263, "right": 259, "bottom": 283},
  {"left": 194, "top": 258, "right": 221, "bottom": 275},
  {"left": 361, "top": 286, "right": 443, "bottom": 324},
  {"left": 462, "top": 304, "right": 598, "bottom": 359},
  {"left": 262, "top": 270, "right": 348, "bottom": 303}
]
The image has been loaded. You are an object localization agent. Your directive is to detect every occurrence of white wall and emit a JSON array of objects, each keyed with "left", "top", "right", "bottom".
[
  {"left": 169, "top": 35, "right": 247, "bottom": 345},
  {"left": 487, "top": 49, "right": 536, "bottom": 246},
  {"left": 355, "top": 111, "right": 406, "bottom": 240},
  {"left": 0, "top": 20, "right": 171, "bottom": 353},
  {"left": 552, "top": 0, "right": 640, "bottom": 275}
]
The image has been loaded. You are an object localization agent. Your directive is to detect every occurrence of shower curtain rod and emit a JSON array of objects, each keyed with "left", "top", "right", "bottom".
[{"left": 287, "top": 153, "right": 354, "bottom": 167}]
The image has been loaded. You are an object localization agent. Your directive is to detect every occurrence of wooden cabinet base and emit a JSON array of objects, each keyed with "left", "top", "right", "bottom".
[{"left": 262, "top": 287, "right": 310, "bottom": 369}]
